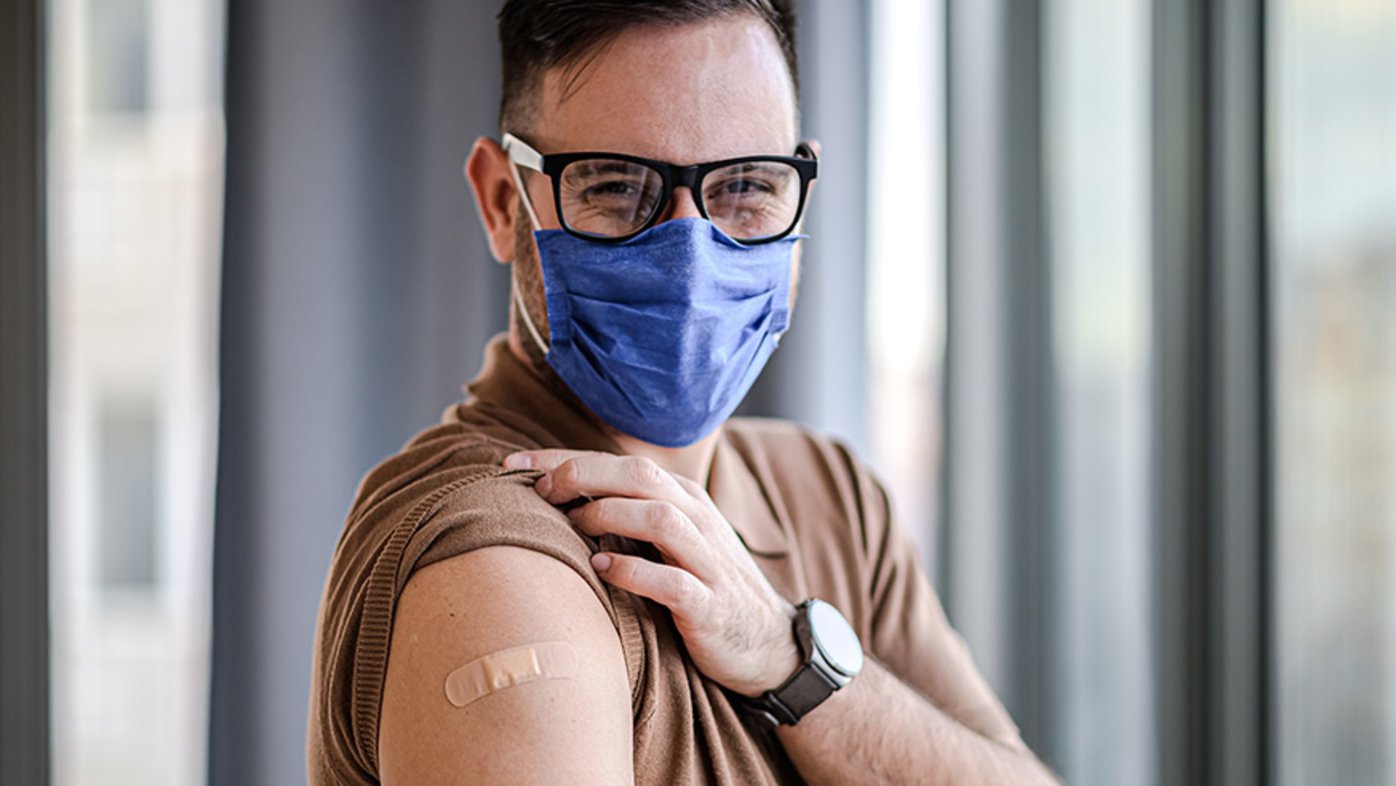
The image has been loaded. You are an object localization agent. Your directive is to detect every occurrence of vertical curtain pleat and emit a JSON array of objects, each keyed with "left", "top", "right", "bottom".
[{"left": 211, "top": 3, "right": 507, "bottom": 783}]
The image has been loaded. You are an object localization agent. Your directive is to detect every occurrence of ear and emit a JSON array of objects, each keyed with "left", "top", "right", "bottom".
[
  {"left": 466, "top": 136, "right": 520, "bottom": 264},
  {"left": 790, "top": 137, "right": 821, "bottom": 237},
  {"left": 805, "top": 138, "right": 822, "bottom": 198}
]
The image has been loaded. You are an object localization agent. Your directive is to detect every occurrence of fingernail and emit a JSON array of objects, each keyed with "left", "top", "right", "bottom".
[
  {"left": 591, "top": 553, "right": 612, "bottom": 572},
  {"left": 534, "top": 473, "right": 552, "bottom": 497},
  {"left": 504, "top": 453, "right": 533, "bottom": 469}
]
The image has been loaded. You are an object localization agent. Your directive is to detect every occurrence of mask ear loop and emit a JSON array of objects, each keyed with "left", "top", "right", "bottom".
[
  {"left": 512, "top": 274, "right": 550, "bottom": 357},
  {"left": 506, "top": 158, "right": 551, "bottom": 356},
  {"left": 507, "top": 155, "right": 544, "bottom": 235}
]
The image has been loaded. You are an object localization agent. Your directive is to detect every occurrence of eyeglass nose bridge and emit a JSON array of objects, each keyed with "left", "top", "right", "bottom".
[{"left": 661, "top": 163, "right": 710, "bottom": 219}]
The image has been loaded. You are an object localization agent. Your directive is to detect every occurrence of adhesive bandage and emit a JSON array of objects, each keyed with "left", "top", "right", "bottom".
[{"left": 443, "top": 641, "right": 579, "bottom": 708}]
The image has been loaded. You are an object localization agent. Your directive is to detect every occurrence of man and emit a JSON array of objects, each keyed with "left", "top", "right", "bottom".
[{"left": 308, "top": 1, "right": 1058, "bottom": 784}]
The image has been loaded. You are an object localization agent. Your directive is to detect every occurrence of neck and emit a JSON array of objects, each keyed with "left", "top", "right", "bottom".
[
  {"left": 507, "top": 326, "right": 722, "bottom": 484},
  {"left": 609, "top": 427, "right": 722, "bottom": 486}
]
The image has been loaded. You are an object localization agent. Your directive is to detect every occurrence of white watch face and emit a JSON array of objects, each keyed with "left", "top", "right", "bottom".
[{"left": 809, "top": 600, "right": 864, "bottom": 676}]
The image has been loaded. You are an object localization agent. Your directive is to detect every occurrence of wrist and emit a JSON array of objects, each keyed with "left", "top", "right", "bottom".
[
  {"left": 732, "top": 599, "right": 864, "bottom": 727},
  {"left": 749, "top": 603, "right": 802, "bottom": 697}
]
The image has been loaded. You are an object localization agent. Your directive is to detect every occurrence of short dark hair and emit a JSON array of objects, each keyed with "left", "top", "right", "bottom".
[{"left": 496, "top": 0, "right": 799, "bottom": 132}]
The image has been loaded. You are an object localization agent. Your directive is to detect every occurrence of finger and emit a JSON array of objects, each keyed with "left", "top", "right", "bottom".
[
  {"left": 503, "top": 449, "right": 598, "bottom": 471},
  {"left": 662, "top": 474, "right": 732, "bottom": 544},
  {"left": 569, "top": 498, "right": 717, "bottom": 580},
  {"left": 670, "top": 473, "right": 713, "bottom": 504},
  {"left": 591, "top": 553, "right": 710, "bottom": 620},
  {"left": 538, "top": 454, "right": 686, "bottom": 507}
]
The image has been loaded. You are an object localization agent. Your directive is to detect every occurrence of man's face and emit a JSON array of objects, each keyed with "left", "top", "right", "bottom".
[{"left": 506, "top": 14, "right": 803, "bottom": 351}]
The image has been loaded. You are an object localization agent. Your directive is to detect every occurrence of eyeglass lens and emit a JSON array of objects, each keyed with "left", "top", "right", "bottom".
[{"left": 557, "top": 158, "right": 802, "bottom": 241}]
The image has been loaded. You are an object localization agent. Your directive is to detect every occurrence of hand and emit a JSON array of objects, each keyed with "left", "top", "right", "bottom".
[{"left": 503, "top": 449, "right": 801, "bottom": 697}]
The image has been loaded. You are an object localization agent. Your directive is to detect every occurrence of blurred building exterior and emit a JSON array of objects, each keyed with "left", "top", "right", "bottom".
[
  {"left": 1045, "top": 0, "right": 1155, "bottom": 782},
  {"left": 1273, "top": 2, "right": 1396, "bottom": 781},
  {"left": 46, "top": 0, "right": 224, "bottom": 783}
]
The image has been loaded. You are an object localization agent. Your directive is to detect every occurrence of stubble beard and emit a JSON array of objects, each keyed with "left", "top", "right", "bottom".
[{"left": 510, "top": 199, "right": 551, "bottom": 371}]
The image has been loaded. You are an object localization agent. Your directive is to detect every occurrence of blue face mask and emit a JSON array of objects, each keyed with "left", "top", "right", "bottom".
[{"left": 515, "top": 217, "right": 799, "bottom": 448}]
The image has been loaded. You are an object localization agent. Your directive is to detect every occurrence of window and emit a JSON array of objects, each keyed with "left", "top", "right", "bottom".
[
  {"left": 47, "top": 0, "right": 226, "bottom": 782},
  {"left": 866, "top": 0, "right": 945, "bottom": 565},
  {"left": 84, "top": 0, "right": 150, "bottom": 113},
  {"left": 1272, "top": 1, "right": 1396, "bottom": 783},
  {"left": 1045, "top": 0, "right": 1156, "bottom": 783},
  {"left": 97, "top": 397, "right": 161, "bottom": 588}
]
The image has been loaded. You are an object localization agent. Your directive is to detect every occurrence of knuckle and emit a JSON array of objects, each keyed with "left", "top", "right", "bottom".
[
  {"left": 553, "top": 459, "right": 582, "bottom": 490},
  {"left": 676, "top": 475, "right": 705, "bottom": 498},
  {"left": 671, "top": 574, "right": 707, "bottom": 610},
  {"left": 646, "top": 501, "right": 684, "bottom": 537},
  {"left": 628, "top": 456, "right": 667, "bottom": 488},
  {"left": 588, "top": 497, "right": 615, "bottom": 519}
]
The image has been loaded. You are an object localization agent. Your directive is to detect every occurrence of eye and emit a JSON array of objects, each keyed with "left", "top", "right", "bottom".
[
  {"left": 701, "top": 162, "right": 802, "bottom": 240},
  {"left": 716, "top": 178, "right": 773, "bottom": 196},
  {"left": 583, "top": 179, "right": 642, "bottom": 199},
  {"left": 560, "top": 160, "right": 663, "bottom": 220},
  {"left": 704, "top": 163, "right": 794, "bottom": 206}
]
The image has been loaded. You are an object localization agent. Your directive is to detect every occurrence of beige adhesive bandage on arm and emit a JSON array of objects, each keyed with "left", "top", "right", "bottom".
[{"left": 444, "top": 641, "right": 579, "bottom": 708}]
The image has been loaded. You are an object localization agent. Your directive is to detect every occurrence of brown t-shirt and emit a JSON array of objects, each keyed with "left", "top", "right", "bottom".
[{"left": 307, "top": 336, "right": 1016, "bottom": 785}]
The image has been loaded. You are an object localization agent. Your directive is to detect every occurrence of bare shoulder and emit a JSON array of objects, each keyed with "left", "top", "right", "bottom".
[{"left": 379, "top": 545, "right": 632, "bottom": 785}]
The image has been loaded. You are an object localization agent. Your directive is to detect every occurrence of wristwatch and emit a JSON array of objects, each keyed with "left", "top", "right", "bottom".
[{"left": 738, "top": 599, "right": 864, "bottom": 727}]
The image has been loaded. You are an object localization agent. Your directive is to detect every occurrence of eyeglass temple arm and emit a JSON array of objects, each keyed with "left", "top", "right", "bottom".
[
  {"left": 502, "top": 132, "right": 545, "bottom": 173},
  {"left": 500, "top": 132, "right": 545, "bottom": 229}
]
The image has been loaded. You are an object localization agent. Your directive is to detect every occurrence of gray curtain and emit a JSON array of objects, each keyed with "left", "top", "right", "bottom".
[
  {"left": 209, "top": 2, "right": 869, "bottom": 784},
  {"left": 211, "top": 3, "right": 508, "bottom": 783}
]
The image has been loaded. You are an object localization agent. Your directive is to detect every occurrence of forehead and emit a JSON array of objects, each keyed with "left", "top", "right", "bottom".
[{"left": 529, "top": 15, "right": 798, "bottom": 163}]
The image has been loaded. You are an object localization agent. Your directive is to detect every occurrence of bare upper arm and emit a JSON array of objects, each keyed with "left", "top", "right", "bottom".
[{"left": 379, "top": 545, "right": 633, "bottom": 785}]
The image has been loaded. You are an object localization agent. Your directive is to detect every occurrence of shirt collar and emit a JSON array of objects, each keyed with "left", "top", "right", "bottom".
[{"left": 706, "top": 435, "right": 791, "bottom": 557}]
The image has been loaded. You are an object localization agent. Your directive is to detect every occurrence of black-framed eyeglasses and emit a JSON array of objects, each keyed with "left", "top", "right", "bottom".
[{"left": 502, "top": 132, "right": 818, "bottom": 245}]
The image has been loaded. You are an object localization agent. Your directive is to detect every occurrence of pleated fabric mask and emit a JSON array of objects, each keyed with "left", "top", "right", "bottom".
[{"left": 516, "top": 217, "right": 800, "bottom": 448}]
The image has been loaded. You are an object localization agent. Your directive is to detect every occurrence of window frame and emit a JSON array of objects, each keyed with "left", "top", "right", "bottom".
[
  {"left": 0, "top": 0, "right": 51, "bottom": 782},
  {"left": 1151, "top": 0, "right": 1272, "bottom": 784}
]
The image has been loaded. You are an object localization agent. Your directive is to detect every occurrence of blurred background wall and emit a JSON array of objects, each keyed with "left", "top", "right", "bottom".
[{"left": 1, "top": 0, "right": 1394, "bottom": 785}]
